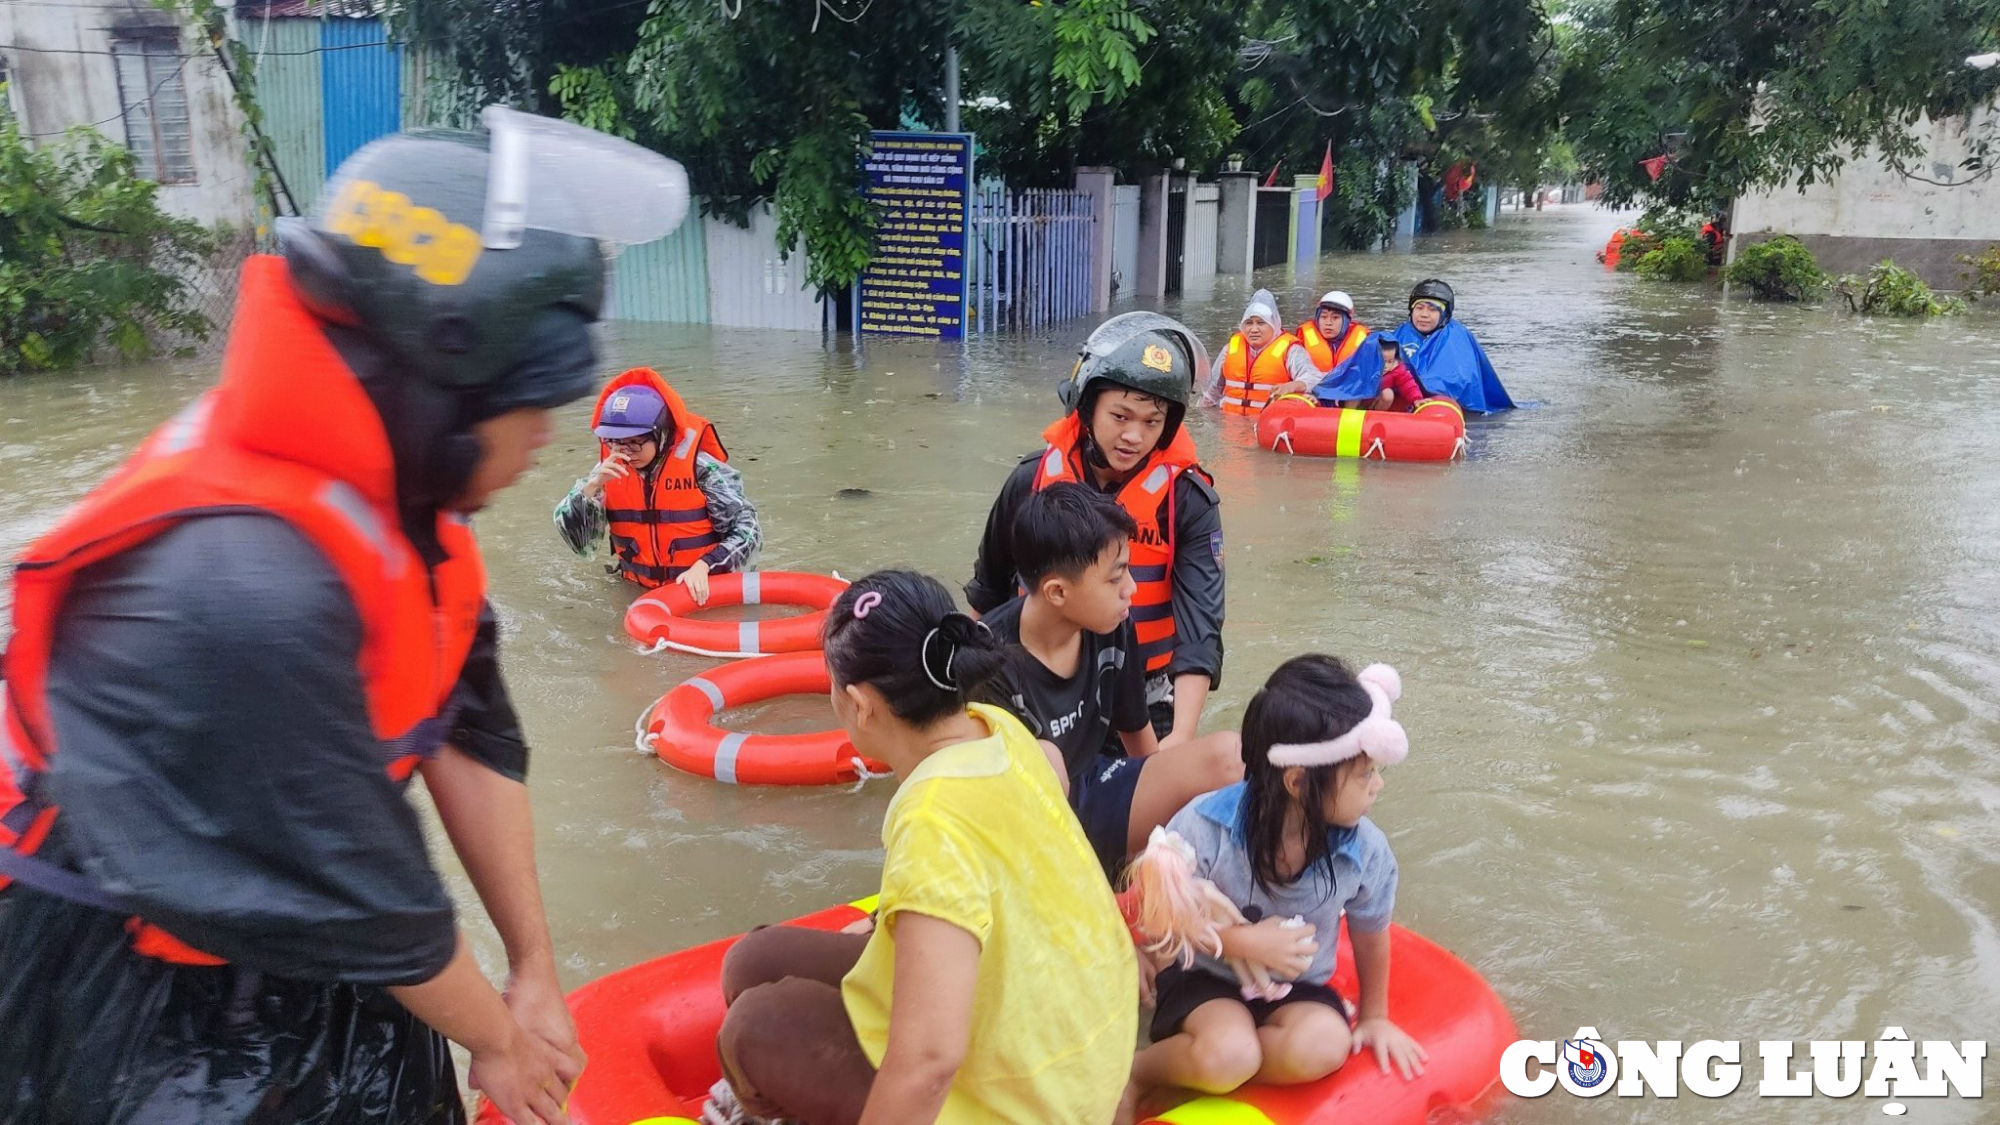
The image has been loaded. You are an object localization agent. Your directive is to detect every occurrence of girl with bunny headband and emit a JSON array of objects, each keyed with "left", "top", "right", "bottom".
[{"left": 1129, "top": 655, "right": 1428, "bottom": 1098}]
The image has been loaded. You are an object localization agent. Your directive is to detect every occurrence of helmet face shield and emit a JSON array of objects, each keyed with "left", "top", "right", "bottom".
[{"left": 480, "top": 106, "right": 691, "bottom": 251}]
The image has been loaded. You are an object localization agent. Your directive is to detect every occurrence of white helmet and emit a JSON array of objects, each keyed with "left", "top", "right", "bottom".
[{"left": 1317, "top": 290, "right": 1355, "bottom": 315}]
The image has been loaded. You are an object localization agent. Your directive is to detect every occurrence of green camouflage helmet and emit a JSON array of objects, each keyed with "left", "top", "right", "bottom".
[
  {"left": 278, "top": 129, "right": 607, "bottom": 408},
  {"left": 1057, "top": 312, "right": 1208, "bottom": 440}
]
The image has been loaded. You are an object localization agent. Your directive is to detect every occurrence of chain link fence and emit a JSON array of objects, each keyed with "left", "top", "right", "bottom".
[{"left": 175, "top": 224, "right": 262, "bottom": 359}]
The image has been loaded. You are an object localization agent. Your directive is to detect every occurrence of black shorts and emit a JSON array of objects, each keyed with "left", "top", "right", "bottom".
[
  {"left": 1149, "top": 962, "right": 1353, "bottom": 1042},
  {"left": 1072, "top": 753, "right": 1149, "bottom": 878}
]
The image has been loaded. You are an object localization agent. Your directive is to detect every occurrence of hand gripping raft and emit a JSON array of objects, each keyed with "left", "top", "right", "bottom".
[
  {"left": 625, "top": 571, "right": 848, "bottom": 658},
  {"left": 638, "top": 652, "right": 888, "bottom": 786}
]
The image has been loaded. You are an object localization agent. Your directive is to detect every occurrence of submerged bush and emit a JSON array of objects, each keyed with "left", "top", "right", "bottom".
[
  {"left": 1958, "top": 244, "right": 2000, "bottom": 301},
  {"left": 1635, "top": 202, "right": 1703, "bottom": 244},
  {"left": 1634, "top": 236, "right": 1708, "bottom": 282},
  {"left": 1723, "top": 235, "right": 1829, "bottom": 301},
  {"left": 1837, "top": 260, "right": 1963, "bottom": 317},
  {"left": 0, "top": 112, "right": 214, "bottom": 375},
  {"left": 1612, "top": 229, "right": 1658, "bottom": 271}
]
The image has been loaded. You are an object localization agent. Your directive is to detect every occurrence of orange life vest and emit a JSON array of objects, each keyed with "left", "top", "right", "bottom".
[
  {"left": 593, "top": 368, "right": 728, "bottom": 589},
  {"left": 0, "top": 255, "right": 486, "bottom": 964},
  {"left": 1030, "top": 415, "right": 1203, "bottom": 676},
  {"left": 1217, "top": 333, "right": 1300, "bottom": 415},
  {"left": 1297, "top": 320, "right": 1370, "bottom": 373}
]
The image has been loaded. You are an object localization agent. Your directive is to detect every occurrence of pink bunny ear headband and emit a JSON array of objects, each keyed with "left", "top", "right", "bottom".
[{"left": 1267, "top": 663, "right": 1409, "bottom": 768}]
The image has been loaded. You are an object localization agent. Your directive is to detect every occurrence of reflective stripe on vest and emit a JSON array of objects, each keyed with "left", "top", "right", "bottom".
[
  {"left": 1219, "top": 333, "right": 1298, "bottom": 415},
  {"left": 1031, "top": 422, "right": 1186, "bottom": 675}
]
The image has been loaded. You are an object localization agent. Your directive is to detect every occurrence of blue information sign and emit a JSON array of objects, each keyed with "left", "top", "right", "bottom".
[{"left": 859, "top": 131, "right": 972, "bottom": 338}]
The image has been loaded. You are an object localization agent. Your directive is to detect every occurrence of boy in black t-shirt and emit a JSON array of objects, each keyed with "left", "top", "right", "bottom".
[{"left": 979, "top": 483, "right": 1243, "bottom": 876}]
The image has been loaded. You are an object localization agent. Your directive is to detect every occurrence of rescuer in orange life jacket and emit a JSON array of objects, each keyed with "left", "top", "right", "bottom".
[
  {"left": 967, "top": 313, "right": 1228, "bottom": 754},
  {"left": 0, "top": 109, "right": 690, "bottom": 1125},
  {"left": 553, "top": 368, "right": 761, "bottom": 604}
]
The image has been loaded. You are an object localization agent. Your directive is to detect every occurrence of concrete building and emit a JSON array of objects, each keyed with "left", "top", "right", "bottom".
[
  {"left": 1731, "top": 107, "right": 2000, "bottom": 287},
  {"left": 0, "top": 0, "right": 254, "bottom": 228}
]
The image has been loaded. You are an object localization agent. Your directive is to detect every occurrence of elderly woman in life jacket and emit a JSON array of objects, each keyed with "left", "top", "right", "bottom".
[{"left": 1202, "top": 289, "right": 1321, "bottom": 416}]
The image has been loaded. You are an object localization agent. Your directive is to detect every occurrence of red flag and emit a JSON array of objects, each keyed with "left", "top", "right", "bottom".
[
  {"left": 1263, "top": 163, "right": 1281, "bottom": 187},
  {"left": 1640, "top": 154, "right": 1669, "bottom": 182},
  {"left": 1315, "top": 141, "right": 1334, "bottom": 201}
]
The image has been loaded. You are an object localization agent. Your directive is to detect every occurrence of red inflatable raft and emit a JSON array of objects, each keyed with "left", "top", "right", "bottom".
[
  {"left": 626, "top": 571, "right": 846, "bottom": 658},
  {"left": 477, "top": 899, "right": 1516, "bottom": 1125},
  {"left": 1256, "top": 395, "right": 1466, "bottom": 463}
]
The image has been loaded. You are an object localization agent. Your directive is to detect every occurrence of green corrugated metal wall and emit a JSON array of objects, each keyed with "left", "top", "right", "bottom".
[
  {"left": 610, "top": 223, "right": 711, "bottom": 325},
  {"left": 251, "top": 18, "right": 326, "bottom": 212},
  {"left": 248, "top": 22, "right": 709, "bottom": 324}
]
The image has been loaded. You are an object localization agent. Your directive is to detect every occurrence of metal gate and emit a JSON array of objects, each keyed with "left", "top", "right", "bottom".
[
  {"left": 1165, "top": 187, "right": 1187, "bottom": 295},
  {"left": 1253, "top": 188, "right": 1292, "bottom": 269},
  {"left": 967, "top": 186, "right": 1096, "bottom": 334}
]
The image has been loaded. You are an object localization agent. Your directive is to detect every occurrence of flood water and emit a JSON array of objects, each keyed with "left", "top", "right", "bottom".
[{"left": 4, "top": 204, "right": 1997, "bottom": 1122}]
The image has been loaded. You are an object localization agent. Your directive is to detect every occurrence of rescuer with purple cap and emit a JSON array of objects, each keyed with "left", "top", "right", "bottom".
[{"left": 554, "top": 366, "right": 761, "bottom": 604}]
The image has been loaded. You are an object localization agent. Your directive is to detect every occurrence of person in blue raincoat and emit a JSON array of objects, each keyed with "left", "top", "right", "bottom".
[
  {"left": 1389, "top": 279, "right": 1513, "bottom": 413},
  {"left": 1307, "top": 281, "right": 1513, "bottom": 414}
]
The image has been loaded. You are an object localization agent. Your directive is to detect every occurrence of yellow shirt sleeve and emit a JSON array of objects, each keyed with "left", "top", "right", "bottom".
[{"left": 878, "top": 796, "right": 994, "bottom": 946}]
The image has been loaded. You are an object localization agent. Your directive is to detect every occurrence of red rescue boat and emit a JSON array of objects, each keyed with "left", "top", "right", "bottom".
[
  {"left": 1256, "top": 395, "right": 1466, "bottom": 463},
  {"left": 477, "top": 900, "right": 1516, "bottom": 1125}
]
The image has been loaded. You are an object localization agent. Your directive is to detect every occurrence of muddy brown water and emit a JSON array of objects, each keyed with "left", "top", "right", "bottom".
[{"left": 4, "top": 204, "right": 1996, "bottom": 1122}]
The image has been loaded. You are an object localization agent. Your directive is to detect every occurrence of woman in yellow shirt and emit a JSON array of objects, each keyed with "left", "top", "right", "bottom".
[{"left": 712, "top": 570, "right": 1138, "bottom": 1125}]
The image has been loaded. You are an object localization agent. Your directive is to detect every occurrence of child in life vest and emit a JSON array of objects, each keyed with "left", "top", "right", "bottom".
[
  {"left": 1130, "top": 656, "right": 1427, "bottom": 1097},
  {"left": 553, "top": 368, "right": 761, "bottom": 602}
]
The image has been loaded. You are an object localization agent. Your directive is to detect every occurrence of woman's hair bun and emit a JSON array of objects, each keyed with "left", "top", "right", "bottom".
[{"left": 824, "top": 570, "right": 1005, "bottom": 727}]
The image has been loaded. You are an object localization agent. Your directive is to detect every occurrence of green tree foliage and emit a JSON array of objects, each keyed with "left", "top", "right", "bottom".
[
  {"left": 1723, "top": 236, "right": 1830, "bottom": 301},
  {"left": 1958, "top": 244, "right": 2000, "bottom": 300},
  {"left": 1559, "top": 0, "right": 2000, "bottom": 209},
  {"left": 1837, "top": 260, "right": 1964, "bottom": 317},
  {"left": 0, "top": 113, "right": 214, "bottom": 375},
  {"left": 1633, "top": 235, "right": 1707, "bottom": 281},
  {"left": 962, "top": 0, "right": 1240, "bottom": 185},
  {"left": 395, "top": 0, "right": 1172, "bottom": 292}
]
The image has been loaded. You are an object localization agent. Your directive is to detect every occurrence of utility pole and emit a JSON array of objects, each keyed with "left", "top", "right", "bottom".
[{"left": 944, "top": 45, "right": 960, "bottom": 132}]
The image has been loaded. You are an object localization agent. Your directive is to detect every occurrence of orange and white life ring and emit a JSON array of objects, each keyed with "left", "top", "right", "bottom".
[
  {"left": 625, "top": 571, "right": 847, "bottom": 658},
  {"left": 639, "top": 652, "right": 889, "bottom": 786}
]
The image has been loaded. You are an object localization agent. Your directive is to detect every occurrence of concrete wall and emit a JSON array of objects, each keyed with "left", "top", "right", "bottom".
[
  {"left": 1183, "top": 181, "right": 1220, "bottom": 285},
  {"left": 1110, "top": 185, "right": 1140, "bottom": 300},
  {"left": 1216, "top": 173, "right": 1256, "bottom": 274},
  {"left": 1732, "top": 106, "right": 2000, "bottom": 285},
  {"left": 0, "top": 0, "right": 255, "bottom": 228}
]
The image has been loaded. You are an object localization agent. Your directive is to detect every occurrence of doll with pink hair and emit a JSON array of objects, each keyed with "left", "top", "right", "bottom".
[
  {"left": 1126, "top": 826, "right": 1306, "bottom": 1003},
  {"left": 1126, "top": 656, "right": 1429, "bottom": 1097}
]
